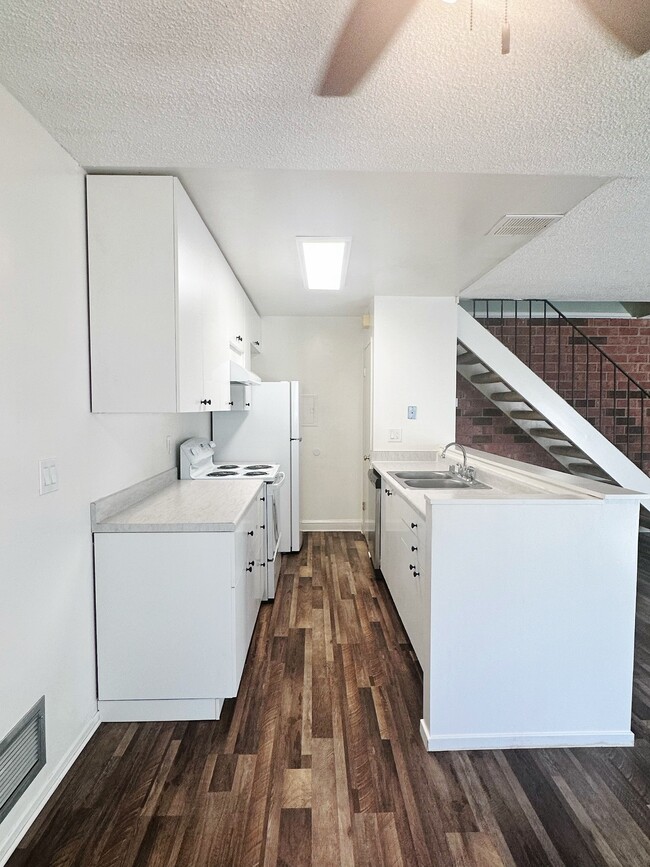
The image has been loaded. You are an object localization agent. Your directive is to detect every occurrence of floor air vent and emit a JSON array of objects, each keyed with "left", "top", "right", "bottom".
[
  {"left": 0, "top": 697, "right": 46, "bottom": 824},
  {"left": 487, "top": 214, "right": 564, "bottom": 237}
]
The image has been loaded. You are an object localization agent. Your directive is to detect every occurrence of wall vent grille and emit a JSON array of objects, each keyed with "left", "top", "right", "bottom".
[
  {"left": 487, "top": 214, "right": 564, "bottom": 237},
  {"left": 0, "top": 697, "right": 46, "bottom": 824}
]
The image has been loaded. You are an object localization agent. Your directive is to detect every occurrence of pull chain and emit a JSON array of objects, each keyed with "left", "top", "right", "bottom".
[
  {"left": 502, "top": 0, "right": 511, "bottom": 54},
  {"left": 469, "top": 0, "right": 474, "bottom": 32}
]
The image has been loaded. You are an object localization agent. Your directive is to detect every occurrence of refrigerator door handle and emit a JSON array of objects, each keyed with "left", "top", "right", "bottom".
[{"left": 290, "top": 437, "right": 303, "bottom": 442}]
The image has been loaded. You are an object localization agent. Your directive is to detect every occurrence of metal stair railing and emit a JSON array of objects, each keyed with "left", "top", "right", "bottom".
[{"left": 463, "top": 299, "right": 650, "bottom": 474}]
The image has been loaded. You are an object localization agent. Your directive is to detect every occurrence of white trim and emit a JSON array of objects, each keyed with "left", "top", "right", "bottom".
[
  {"left": 99, "top": 698, "right": 221, "bottom": 722},
  {"left": 300, "top": 519, "right": 362, "bottom": 533},
  {"left": 419, "top": 719, "right": 633, "bottom": 752},
  {"left": 0, "top": 712, "right": 100, "bottom": 867}
]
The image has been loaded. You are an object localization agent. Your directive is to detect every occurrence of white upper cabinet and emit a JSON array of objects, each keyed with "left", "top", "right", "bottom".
[
  {"left": 246, "top": 295, "right": 262, "bottom": 359},
  {"left": 87, "top": 175, "right": 255, "bottom": 413}
]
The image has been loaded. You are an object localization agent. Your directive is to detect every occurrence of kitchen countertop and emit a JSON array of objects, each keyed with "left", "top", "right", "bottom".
[
  {"left": 371, "top": 454, "right": 629, "bottom": 519},
  {"left": 92, "top": 478, "right": 264, "bottom": 532}
]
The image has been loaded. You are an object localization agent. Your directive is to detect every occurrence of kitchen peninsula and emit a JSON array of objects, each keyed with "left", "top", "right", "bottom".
[{"left": 373, "top": 447, "right": 641, "bottom": 752}]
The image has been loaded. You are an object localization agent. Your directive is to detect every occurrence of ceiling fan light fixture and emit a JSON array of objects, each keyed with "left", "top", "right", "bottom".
[{"left": 297, "top": 237, "right": 351, "bottom": 291}]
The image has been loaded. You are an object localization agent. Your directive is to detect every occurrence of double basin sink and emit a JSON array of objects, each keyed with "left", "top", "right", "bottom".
[{"left": 388, "top": 469, "right": 492, "bottom": 491}]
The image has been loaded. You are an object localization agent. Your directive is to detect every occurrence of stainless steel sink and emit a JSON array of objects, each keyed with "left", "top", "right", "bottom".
[
  {"left": 403, "top": 478, "right": 491, "bottom": 490},
  {"left": 392, "top": 470, "right": 453, "bottom": 480},
  {"left": 387, "top": 469, "right": 491, "bottom": 491}
]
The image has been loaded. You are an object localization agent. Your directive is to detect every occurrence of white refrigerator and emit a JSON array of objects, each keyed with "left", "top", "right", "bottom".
[{"left": 211, "top": 381, "right": 302, "bottom": 553}]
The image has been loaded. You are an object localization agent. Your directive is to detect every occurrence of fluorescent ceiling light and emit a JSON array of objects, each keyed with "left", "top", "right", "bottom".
[{"left": 297, "top": 237, "right": 351, "bottom": 292}]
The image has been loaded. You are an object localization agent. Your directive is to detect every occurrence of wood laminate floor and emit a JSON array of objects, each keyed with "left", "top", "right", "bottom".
[{"left": 8, "top": 532, "right": 650, "bottom": 866}]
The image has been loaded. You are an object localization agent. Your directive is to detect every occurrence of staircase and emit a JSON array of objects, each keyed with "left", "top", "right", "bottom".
[{"left": 456, "top": 302, "right": 650, "bottom": 522}]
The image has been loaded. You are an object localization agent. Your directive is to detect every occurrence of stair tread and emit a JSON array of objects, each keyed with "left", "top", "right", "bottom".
[
  {"left": 549, "top": 445, "right": 586, "bottom": 458},
  {"left": 471, "top": 372, "right": 503, "bottom": 384},
  {"left": 457, "top": 352, "right": 482, "bottom": 366},
  {"left": 491, "top": 391, "right": 525, "bottom": 402},
  {"left": 510, "top": 410, "right": 547, "bottom": 421},
  {"left": 529, "top": 427, "right": 572, "bottom": 441},
  {"left": 568, "top": 463, "right": 611, "bottom": 480}
]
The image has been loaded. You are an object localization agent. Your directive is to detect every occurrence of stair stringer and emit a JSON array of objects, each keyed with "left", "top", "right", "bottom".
[{"left": 457, "top": 306, "right": 650, "bottom": 505}]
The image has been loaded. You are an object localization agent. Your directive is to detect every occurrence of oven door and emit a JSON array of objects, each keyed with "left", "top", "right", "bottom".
[{"left": 266, "top": 472, "right": 285, "bottom": 598}]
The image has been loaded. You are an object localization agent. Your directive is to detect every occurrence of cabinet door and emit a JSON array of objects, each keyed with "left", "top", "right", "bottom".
[
  {"left": 173, "top": 180, "right": 211, "bottom": 412},
  {"left": 87, "top": 175, "right": 178, "bottom": 412},
  {"left": 95, "top": 532, "right": 235, "bottom": 700},
  {"left": 230, "top": 383, "right": 252, "bottom": 411},
  {"left": 245, "top": 295, "right": 262, "bottom": 362},
  {"left": 380, "top": 484, "right": 427, "bottom": 662},
  {"left": 233, "top": 496, "right": 263, "bottom": 689}
]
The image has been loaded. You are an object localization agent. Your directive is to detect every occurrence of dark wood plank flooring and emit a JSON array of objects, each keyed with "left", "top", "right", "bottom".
[{"left": 8, "top": 532, "right": 650, "bottom": 866}]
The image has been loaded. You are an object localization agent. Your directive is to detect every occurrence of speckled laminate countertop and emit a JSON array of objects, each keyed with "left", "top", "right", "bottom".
[{"left": 92, "top": 479, "right": 264, "bottom": 532}]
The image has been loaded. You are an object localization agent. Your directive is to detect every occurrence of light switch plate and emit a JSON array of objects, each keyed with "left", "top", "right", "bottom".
[
  {"left": 407, "top": 405, "right": 417, "bottom": 420},
  {"left": 39, "top": 459, "right": 58, "bottom": 495},
  {"left": 389, "top": 429, "right": 402, "bottom": 442}
]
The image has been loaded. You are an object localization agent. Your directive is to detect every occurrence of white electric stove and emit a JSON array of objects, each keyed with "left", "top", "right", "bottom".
[{"left": 179, "top": 438, "right": 284, "bottom": 598}]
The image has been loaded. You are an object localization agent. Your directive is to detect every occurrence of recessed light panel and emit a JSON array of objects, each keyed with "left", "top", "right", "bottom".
[{"left": 297, "top": 237, "right": 351, "bottom": 291}]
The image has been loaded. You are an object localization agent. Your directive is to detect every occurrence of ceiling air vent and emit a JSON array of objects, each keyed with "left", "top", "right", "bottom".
[
  {"left": 487, "top": 214, "right": 564, "bottom": 237},
  {"left": 0, "top": 697, "right": 46, "bottom": 824}
]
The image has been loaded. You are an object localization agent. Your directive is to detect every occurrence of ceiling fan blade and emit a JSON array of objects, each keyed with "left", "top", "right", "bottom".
[
  {"left": 317, "top": 0, "right": 422, "bottom": 96},
  {"left": 580, "top": 0, "right": 650, "bottom": 54}
]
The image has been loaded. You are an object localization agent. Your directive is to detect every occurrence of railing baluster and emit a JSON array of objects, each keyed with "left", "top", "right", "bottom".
[
  {"left": 627, "top": 379, "right": 631, "bottom": 459},
  {"left": 600, "top": 353, "right": 603, "bottom": 433},
  {"left": 558, "top": 311, "right": 561, "bottom": 394},
  {"left": 613, "top": 367, "right": 617, "bottom": 450},
  {"left": 571, "top": 327, "right": 575, "bottom": 407},
  {"left": 514, "top": 300, "right": 518, "bottom": 358},
  {"left": 586, "top": 341, "right": 589, "bottom": 422},
  {"left": 542, "top": 301, "right": 546, "bottom": 382},
  {"left": 642, "top": 395, "right": 645, "bottom": 472},
  {"left": 500, "top": 299, "right": 504, "bottom": 343}
]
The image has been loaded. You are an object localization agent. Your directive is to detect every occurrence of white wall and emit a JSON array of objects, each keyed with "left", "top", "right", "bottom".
[
  {"left": 0, "top": 85, "right": 209, "bottom": 864},
  {"left": 253, "top": 317, "right": 364, "bottom": 531},
  {"left": 372, "top": 296, "right": 457, "bottom": 450}
]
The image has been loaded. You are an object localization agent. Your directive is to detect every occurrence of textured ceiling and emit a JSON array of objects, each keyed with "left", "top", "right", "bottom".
[
  {"left": 465, "top": 178, "right": 650, "bottom": 301},
  {"left": 0, "top": 0, "right": 648, "bottom": 175}
]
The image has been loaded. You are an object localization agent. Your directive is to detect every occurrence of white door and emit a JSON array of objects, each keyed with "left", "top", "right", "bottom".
[{"left": 361, "top": 339, "right": 374, "bottom": 543}]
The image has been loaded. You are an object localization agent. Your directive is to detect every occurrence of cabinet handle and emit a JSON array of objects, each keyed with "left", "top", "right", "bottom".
[
  {"left": 228, "top": 401, "right": 234, "bottom": 407},
  {"left": 236, "top": 335, "right": 243, "bottom": 342},
  {"left": 200, "top": 399, "right": 212, "bottom": 406},
  {"left": 261, "top": 524, "right": 265, "bottom": 529},
  {"left": 409, "top": 564, "right": 415, "bottom": 571},
  {"left": 248, "top": 530, "right": 254, "bottom": 536},
  {"left": 411, "top": 545, "right": 418, "bottom": 552},
  {"left": 410, "top": 522, "right": 417, "bottom": 529},
  {"left": 385, "top": 489, "right": 392, "bottom": 497},
  {"left": 413, "top": 570, "right": 420, "bottom": 578},
  {"left": 254, "top": 340, "right": 260, "bottom": 346},
  {"left": 260, "top": 496, "right": 265, "bottom": 502},
  {"left": 246, "top": 561, "right": 254, "bottom": 572},
  {"left": 245, "top": 402, "right": 251, "bottom": 407}
]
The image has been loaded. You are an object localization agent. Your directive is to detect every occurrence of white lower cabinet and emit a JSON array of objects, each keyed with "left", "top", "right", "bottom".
[
  {"left": 94, "top": 493, "right": 265, "bottom": 721},
  {"left": 380, "top": 481, "right": 427, "bottom": 664}
]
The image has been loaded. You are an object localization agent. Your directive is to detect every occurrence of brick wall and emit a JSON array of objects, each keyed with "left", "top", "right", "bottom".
[{"left": 456, "top": 317, "right": 650, "bottom": 471}]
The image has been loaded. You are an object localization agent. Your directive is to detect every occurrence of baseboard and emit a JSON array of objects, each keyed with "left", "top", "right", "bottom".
[
  {"left": 419, "top": 719, "right": 634, "bottom": 752},
  {"left": 0, "top": 711, "right": 100, "bottom": 867},
  {"left": 300, "top": 519, "right": 362, "bottom": 532}
]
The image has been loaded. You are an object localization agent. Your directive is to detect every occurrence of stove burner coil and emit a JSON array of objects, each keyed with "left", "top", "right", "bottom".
[
  {"left": 216, "top": 464, "right": 240, "bottom": 470},
  {"left": 245, "top": 464, "right": 272, "bottom": 470},
  {"left": 207, "top": 471, "right": 238, "bottom": 477},
  {"left": 245, "top": 471, "right": 267, "bottom": 476}
]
